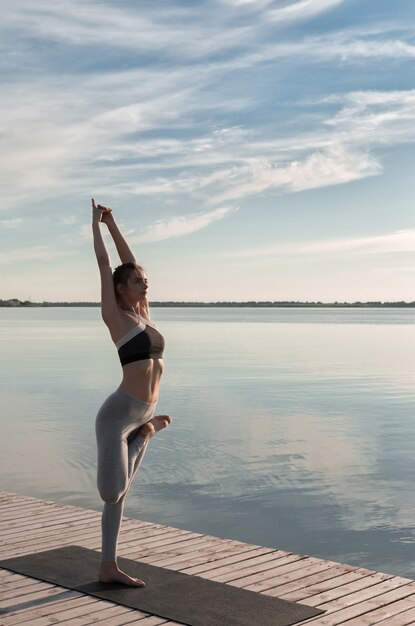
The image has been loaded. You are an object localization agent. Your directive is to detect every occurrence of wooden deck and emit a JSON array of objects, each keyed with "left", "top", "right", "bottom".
[{"left": 1, "top": 491, "right": 414, "bottom": 625}]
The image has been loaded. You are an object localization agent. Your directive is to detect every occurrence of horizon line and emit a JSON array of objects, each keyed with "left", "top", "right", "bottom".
[{"left": 1, "top": 298, "right": 415, "bottom": 308}]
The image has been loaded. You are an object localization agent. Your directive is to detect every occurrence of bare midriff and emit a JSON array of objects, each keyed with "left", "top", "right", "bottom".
[{"left": 117, "top": 358, "right": 164, "bottom": 404}]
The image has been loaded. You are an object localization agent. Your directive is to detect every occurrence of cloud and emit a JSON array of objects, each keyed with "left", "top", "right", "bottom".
[
  {"left": 1, "top": 84, "right": 413, "bottom": 212},
  {"left": 266, "top": 0, "right": 344, "bottom": 23},
  {"left": 2, "top": 0, "right": 415, "bottom": 219},
  {"left": 299, "top": 229, "right": 415, "bottom": 255},
  {"left": 218, "top": 0, "right": 274, "bottom": 7},
  {"left": 324, "top": 90, "right": 415, "bottom": 145},
  {"left": 132, "top": 206, "right": 238, "bottom": 242},
  {"left": 127, "top": 88, "right": 412, "bottom": 205},
  {"left": 225, "top": 229, "right": 415, "bottom": 259},
  {"left": 0, "top": 218, "right": 22, "bottom": 227},
  {"left": 223, "top": 30, "right": 415, "bottom": 70},
  {"left": 217, "top": 0, "right": 345, "bottom": 22},
  {"left": 0, "top": 245, "right": 74, "bottom": 265},
  {"left": 3, "top": 0, "right": 253, "bottom": 59},
  {"left": 210, "top": 145, "right": 381, "bottom": 203}
]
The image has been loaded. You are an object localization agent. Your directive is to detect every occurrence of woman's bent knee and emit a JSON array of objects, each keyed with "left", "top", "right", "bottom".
[{"left": 98, "top": 486, "right": 125, "bottom": 504}]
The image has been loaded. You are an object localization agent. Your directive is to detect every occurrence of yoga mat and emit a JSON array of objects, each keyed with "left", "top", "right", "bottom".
[{"left": 0, "top": 545, "right": 323, "bottom": 626}]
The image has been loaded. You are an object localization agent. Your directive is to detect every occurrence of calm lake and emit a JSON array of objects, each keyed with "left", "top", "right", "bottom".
[{"left": 1, "top": 307, "right": 414, "bottom": 578}]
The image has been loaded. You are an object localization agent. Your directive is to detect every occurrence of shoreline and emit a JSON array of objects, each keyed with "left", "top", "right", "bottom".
[{"left": 1, "top": 299, "right": 415, "bottom": 309}]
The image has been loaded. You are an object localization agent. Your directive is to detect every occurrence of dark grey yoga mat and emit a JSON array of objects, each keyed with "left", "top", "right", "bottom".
[{"left": 0, "top": 545, "right": 323, "bottom": 625}]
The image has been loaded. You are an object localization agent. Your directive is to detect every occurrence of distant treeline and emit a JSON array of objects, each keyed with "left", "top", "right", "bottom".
[{"left": 2, "top": 298, "right": 415, "bottom": 308}]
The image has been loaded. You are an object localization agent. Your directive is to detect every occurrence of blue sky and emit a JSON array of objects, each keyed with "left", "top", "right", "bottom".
[{"left": 1, "top": 0, "right": 415, "bottom": 302}]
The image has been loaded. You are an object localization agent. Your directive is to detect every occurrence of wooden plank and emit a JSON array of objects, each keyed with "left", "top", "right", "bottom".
[
  {"left": 132, "top": 533, "right": 220, "bottom": 552},
  {"left": 0, "top": 510, "right": 99, "bottom": 532},
  {"left": 1, "top": 507, "right": 99, "bottom": 528},
  {"left": 312, "top": 575, "right": 414, "bottom": 612},
  {"left": 122, "top": 544, "right": 254, "bottom": 569},
  {"left": 300, "top": 579, "right": 415, "bottom": 624},
  {"left": 0, "top": 491, "right": 47, "bottom": 499},
  {"left": 124, "top": 535, "right": 235, "bottom": 559},
  {"left": 106, "top": 520, "right": 185, "bottom": 544},
  {"left": 0, "top": 569, "right": 26, "bottom": 581},
  {"left": 248, "top": 562, "right": 345, "bottom": 595},
  {"left": 1, "top": 513, "right": 102, "bottom": 539},
  {"left": 117, "top": 528, "right": 200, "bottom": 549},
  {"left": 0, "top": 495, "right": 86, "bottom": 510},
  {"left": 12, "top": 609, "right": 134, "bottom": 626},
  {"left": 136, "top": 541, "right": 269, "bottom": 574},
  {"left": 57, "top": 614, "right": 170, "bottom": 626},
  {"left": 182, "top": 548, "right": 289, "bottom": 578},
  {"left": 0, "top": 574, "right": 34, "bottom": 589},
  {"left": 1, "top": 530, "right": 101, "bottom": 554},
  {"left": 13, "top": 601, "right": 153, "bottom": 626},
  {"left": 1, "top": 584, "right": 92, "bottom": 612},
  {"left": 0, "top": 572, "right": 167, "bottom": 626},
  {"left": 2, "top": 529, "right": 218, "bottom": 561},
  {"left": 153, "top": 545, "right": 274, "bottom": 571},
  {"left": 205, "top": 552, "right": 310, "bottom": 582},
  {"left": 1, "top": 595, "right": 110, "bottom": 626},
  {"left": 265, "top": 566, "right": 367, "bottom": 601},
  {"left": 0, "top": 494, "right": 52, "bottom": 505},
  {"left": 1, "top": 517, "right": 180, "bottom": 544},
  {"left": 0, "top": 502, "right": 67, "bottom": 520},
  {"left": 0, "top": 501, "right": 98, "bottom": 521},
  {"left": 0, "top": 498, "right": 56, "bottom": 512},
  {"left": 51, "top": 603, "right": 141, "bottom": 626},
  {"left": 293, "top": 570, "right": 395, "bottom": 606},
  {"left": 374, "top": 606, "right": 415, "bottom": 625},
  {"left": 1, "top": 579, "right": 58, "bottom": 601},
  {"left": 0, "top": 528, "right": 102, "bottom": 558},
  {"left": 337, "top": 594, "right": 415, "bottom": 625},
  {"left": 215, "top": 555, "right": 329, "bottom": 588}
]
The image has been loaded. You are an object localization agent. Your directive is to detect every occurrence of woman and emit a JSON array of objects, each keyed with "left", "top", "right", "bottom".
[{"left": 92, "top": 198, "right": 171, "bottom": 587}]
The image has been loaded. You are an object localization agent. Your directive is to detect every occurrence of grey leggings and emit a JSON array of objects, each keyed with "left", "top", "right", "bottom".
[{"left": 95, "top": 390, "right": 157, "bottom": 562}]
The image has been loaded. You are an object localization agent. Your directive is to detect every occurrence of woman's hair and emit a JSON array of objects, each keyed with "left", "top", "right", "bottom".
[{"left": 112, "top": 262, "right": 145, "bottom": 300}]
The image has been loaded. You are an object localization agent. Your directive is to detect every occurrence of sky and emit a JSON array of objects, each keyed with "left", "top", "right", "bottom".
[{"left": 1, "top": 0, "right": 415, "bottom": 302}]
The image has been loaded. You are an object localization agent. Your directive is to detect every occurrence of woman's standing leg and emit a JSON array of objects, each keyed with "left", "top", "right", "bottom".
[
  {"left": 98, "top": 430, "right": 152, "bottom": 563},
  {"left": 95, "top": 392, "right": 170, "bottom": 586},
  {"left": 100, "top": 433, "right": 151, "bottom": 563}
]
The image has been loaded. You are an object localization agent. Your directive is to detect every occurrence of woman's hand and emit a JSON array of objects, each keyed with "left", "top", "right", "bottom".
[
  {"left": 100, "top": 205, "right": 114, "bottom": 226},
  {"left": 91, "top": 198, "right": 113, "bottom": 224}
]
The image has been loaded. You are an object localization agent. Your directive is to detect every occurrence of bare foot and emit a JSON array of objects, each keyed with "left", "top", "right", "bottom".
[
  {"left": 99, "top": 563, "right": 145, "bottom": 587},
  {"left": 139, "top": 414, "right": 172, "bottom": 439}
]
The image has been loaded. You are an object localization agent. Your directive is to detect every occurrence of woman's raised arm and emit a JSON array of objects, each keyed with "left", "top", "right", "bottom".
[
  {"left": 92, "top": 198, "right": 118, "bottom": 324},
  {"left": 99, "top": 204, "right": 137, "bottom": 265}
]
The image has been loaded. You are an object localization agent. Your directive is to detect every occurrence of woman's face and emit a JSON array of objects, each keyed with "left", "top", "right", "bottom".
[{"left": 125, "top": 268, "right": 148, "bottom": 302}]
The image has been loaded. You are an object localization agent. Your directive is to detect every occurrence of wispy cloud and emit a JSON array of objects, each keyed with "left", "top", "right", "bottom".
[
  {"left": 225, "top": 229, "right": 415, "bottom": 259},
  {"left": 132, "top": 206, "right": 238, "bottom": 243},
  {"left": 266, "top": 0, "right": 344, "bottom": 23},
  {"left": 210, "top": 146, "right": 381, "bottom": 203},
  {"left": 1, "top": 4, "right": 415, "bottom": 231},
  {"left": 324, "top": 90, "right": 415, "bottom": 145},
  {"left": 3, "top": 0, "right": 253, "bottom": 58},
  {"left": 0, "top": 218, "right": 22, "bottom": 227},
  {"left": 217, "top": 0, "right": 344, "bottom": 22},
  {"left": 126, "top": 88, "right": 415, "bottom": 204},
  {"left": 2, "top": 0, "right": 415, "bottom": 215},
  {"left": 219, "top": 0, "right": 274, "bottom": 7},
  {"left": 229, "top": 32, "right": 415, "bottom": 68},
  {"left": 0, "top": 245, "right": 74, "bottom": 265}
]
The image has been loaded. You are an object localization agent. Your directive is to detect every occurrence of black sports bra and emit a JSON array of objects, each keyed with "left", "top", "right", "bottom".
[{"left": 115, "top": 316, "right": 165, "bottom": 366}]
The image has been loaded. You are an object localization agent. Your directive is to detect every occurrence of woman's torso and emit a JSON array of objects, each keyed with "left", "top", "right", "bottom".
[{"left": 106, "top": 308, "right": 164, "bottom": 404}]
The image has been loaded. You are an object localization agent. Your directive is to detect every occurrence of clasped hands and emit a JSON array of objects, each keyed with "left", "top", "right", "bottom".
[{"left": 92, "top": 197, "right": 114, "bottom": 225}]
